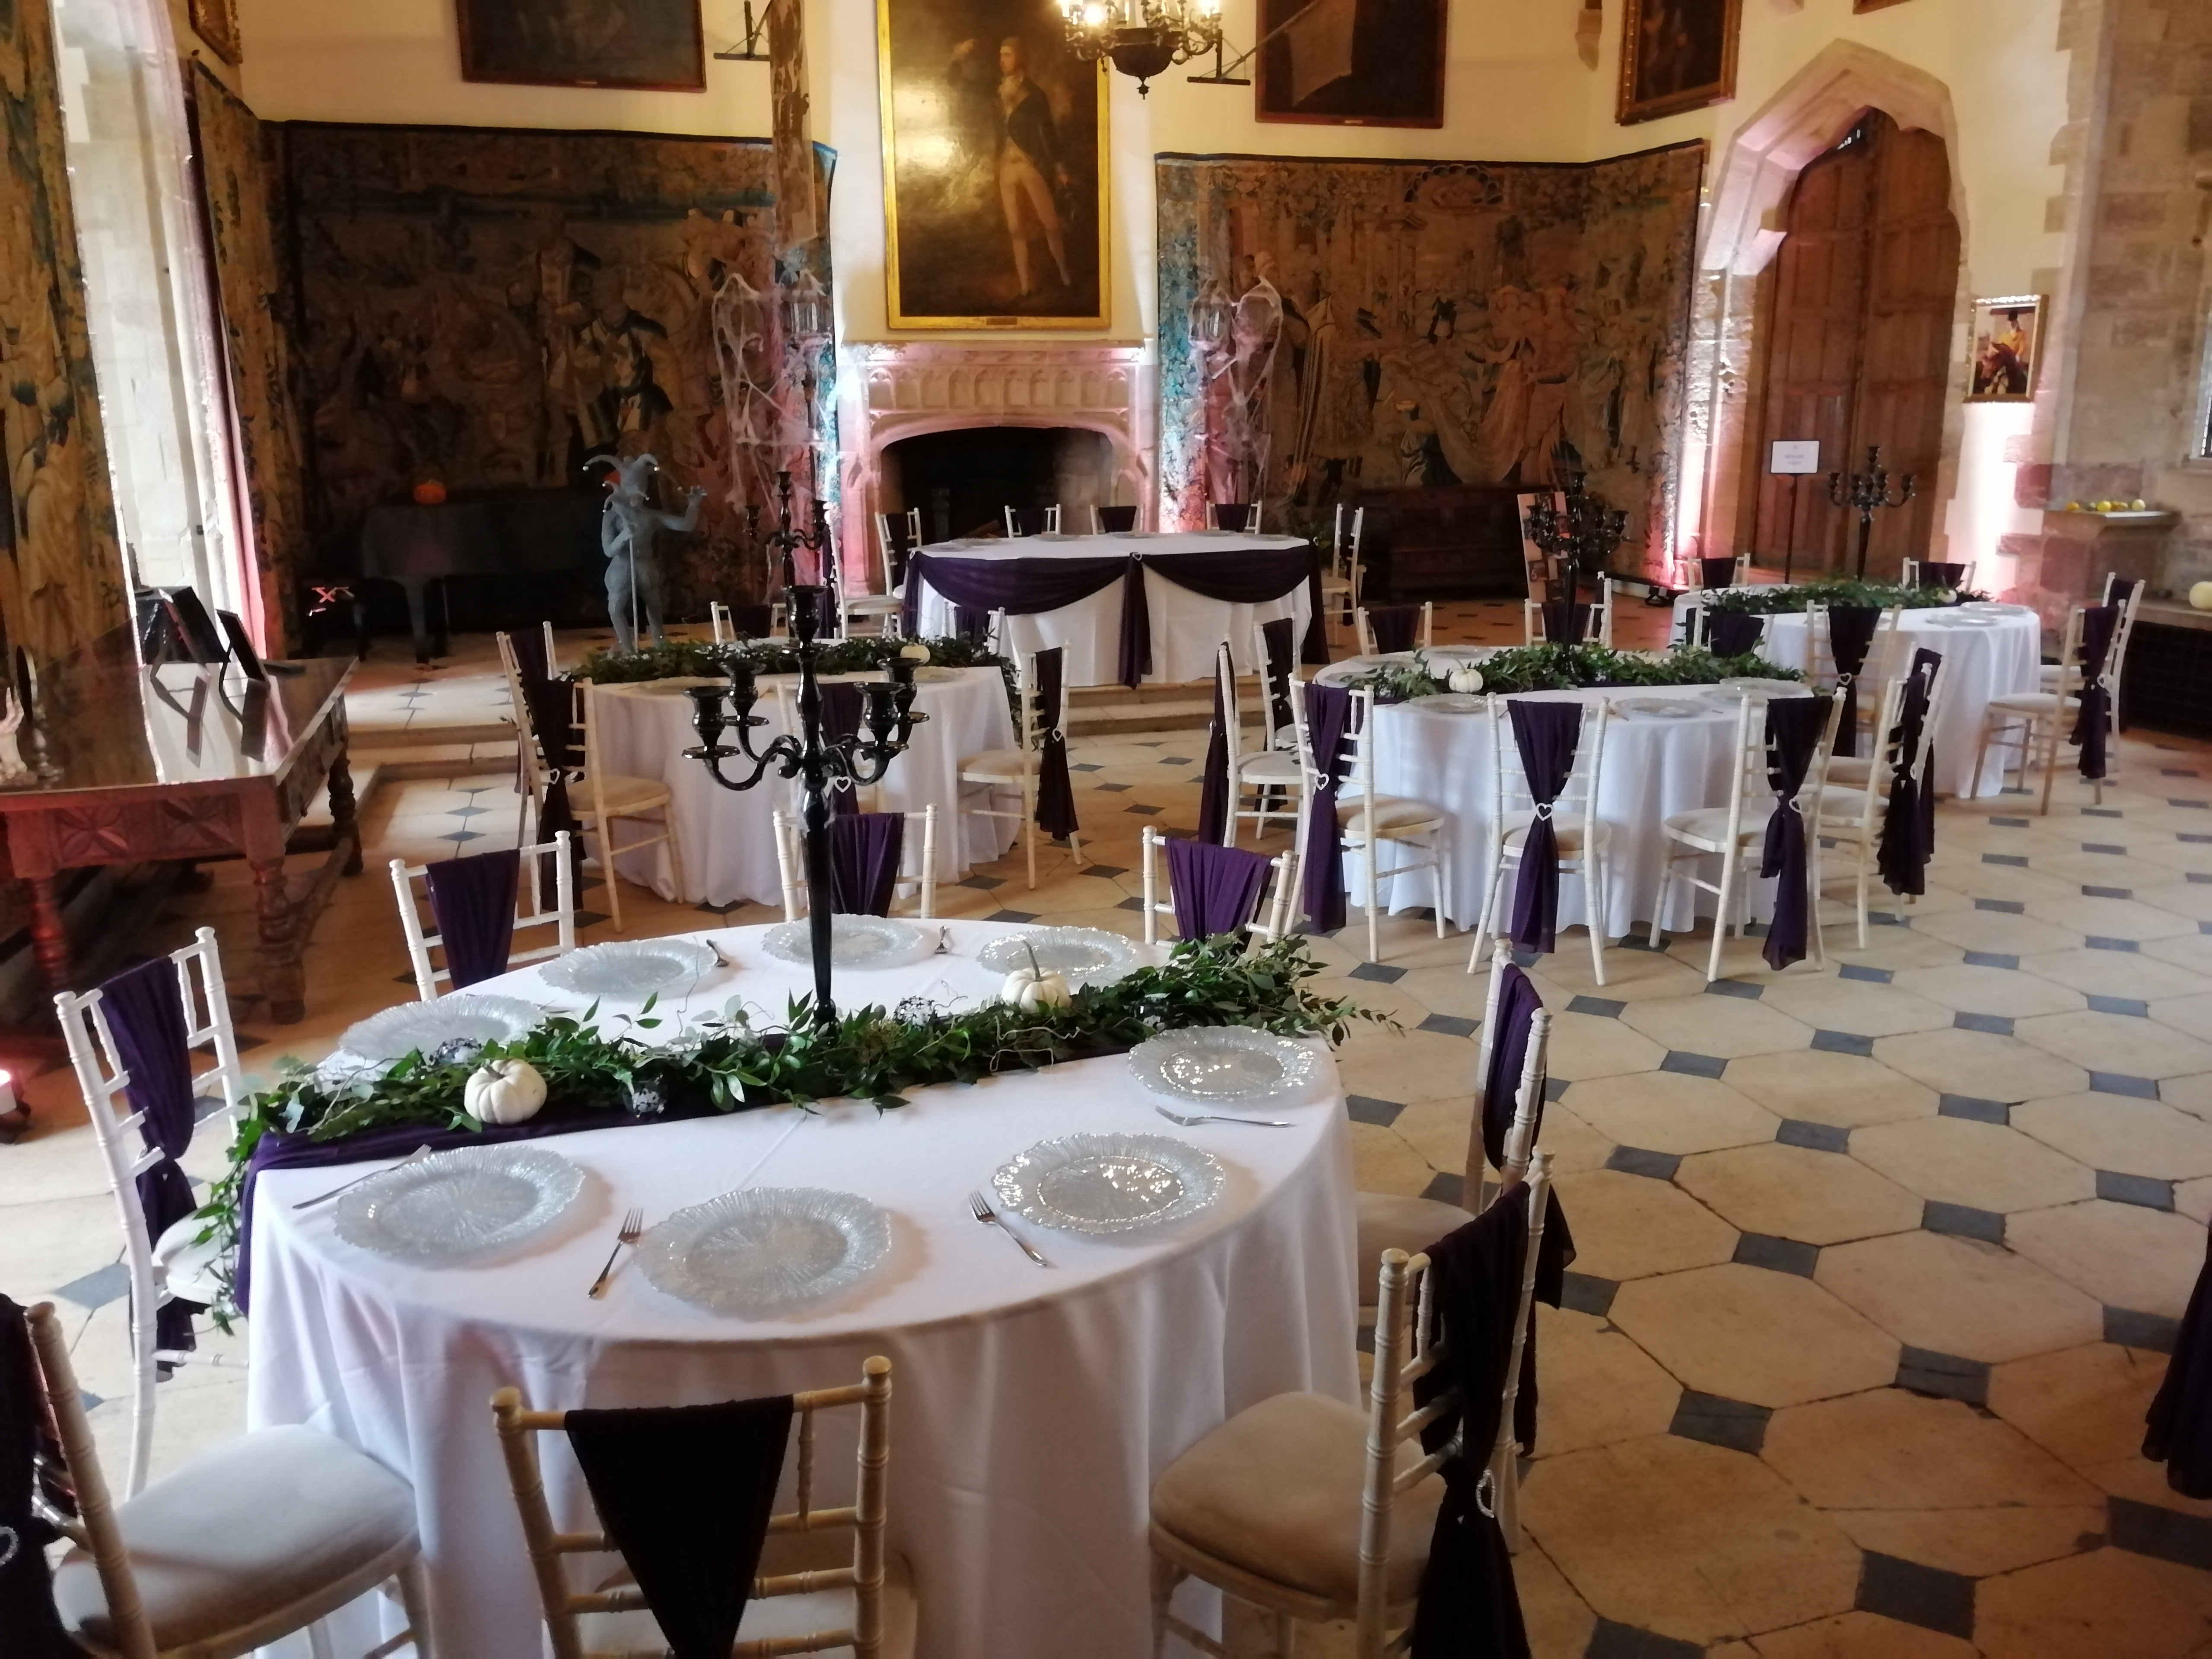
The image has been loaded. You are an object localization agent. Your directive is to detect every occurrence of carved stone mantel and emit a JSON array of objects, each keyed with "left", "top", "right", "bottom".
[{"left": 836, "top": 341, "right": 1154, "bottom": 572}]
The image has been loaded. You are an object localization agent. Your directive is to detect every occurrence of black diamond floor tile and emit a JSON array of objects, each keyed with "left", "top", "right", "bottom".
[
  {"left": 1349, "top": 962, "right": 1406, "bottom": 984},
  {"left": 1811, "top": 1029, "right": 1877, "bottom": 1056},
  {"left": 1123, "top": 803, "right": 1163, "bottom": 816},
  {"left": 1545, "top": 1076, "right": 1572, "bottom": 1102},
  {"left": 2082, "top": 885, "right": 2134, "bottom": 900},
  {"left": 1584, "top": 1619, "right": 1702, "bottom": 1659},
  {"left": 2181, "top": 832, "right": 2212, "bottom": 844},
  {"left": 1081, "top": 864, "right": 1128, "bottom": 880},
  {"left": 2189, "top": 873, "right": 2212, "bottom": 885},
  {"left": 52, "top": 1262, "right": 129, "bottom": 1312},
  {"left": 693, "top": 898, "right": 745, "bottom": 915},
  {"left": 2082, "top": 841, "right": 2127, "bottom": 853},
  {"left": 1669, "top": 1390, "right": 1773, "bottom": 1455},
  {"left": 1070, "top": 762, "right": 1104, "bottom": 772},
  {"left": 1567, "top": 995, "right": 1625, "bottom": 1018},
  {"left": 1733, "top": 1233, "right": 1821, "bottom": 1277},
  {"left": 2110, "top": 1497, "right": 2212, "bottom": 1569},
  {"left": 958, "top": 874, "right": 1007, "bottom": 890},
  {"left": 2090, "top": 1072, "right": 2160, "bottom": 1100},
  {"left": 1415, "top": 1013, "right": 1478, "bottom": 1040},
  {"left": 1938, "top": 1093, "right": 2012, "bottom": 1125},
  {"left": 2106, "top": 1306, "right": 2181, "bottom": 1354},
  {"left": 2170, "top": 799, "right": 2209, "bottom": 810},
  {"left": 1839, "top": 963, "right": 1894, "bottom": 983},
  {"left": 1115, "top": 895, "right": 1147, "bottom": 912},
  {"left": 2097, "top": 1170, "right": 2176, "bottom": 1211},
  {"left": 1559, "top": 1271, "right": 1619, "bottom": 1318},
  {"left": 1659, "top": 1051, "right": 1728, "bottom": 1080},
  {"left": 1346, "top": 1095, "right": 1405, "bottom": 1127},
  {"left": 1421, "top": 1171, "right": 1467, "bottom": 1208},
  {"left": 1856, "top": 1550, "right": 1977, "bottom": 1639},
  {"left": 1096, "top": 782, "right": 1133, "bottom": 793},
  {"left": 2085, "top": 936, "right": 2141, "bottom": 953},
  {"left": 1962, "top": 951, "right": 2021, "bottom": 969},
  {"left": 439, "top": 830, "right": 483, "bottom": 844},
  {"left": 986, "top": 909, "right": 1039, "bottom": 924},
  {"left": 2087, "top": 995, "right": 2150, "bottom": 1017},
  {"left": 1990, "top": 816, "right": 2031, "bottom": 827},
  {"left": 1952, "top": 1011, "right": 2015, "bottom": 1036},
  {"left": 449, "top": 804, "right": 488, "bottom": 819},
  {"left": 1975, "top": 897, "right": 2026, "bottom": 914},
  {"left": 1896, "top": 1346, "right": 1993, "bottom": 1406},
  {"left": 1923, "top": 1200, "right": 2005, "bottom": 1244},
  {"left": 1159, "top": 756, "right": 1193, "bottom": 766},
  {"left": 1705, "top": 979, "right": 1764, "bottom": 999},
  {"left": 1983, "top": 852, "right": 2030, "bottom": 867},
  {"left": 1777, "top": 1119, "right": 1850, "bottom": 1153},
  {"left": 1605, "top": 1145, "right": 1683, "bottom": 1180}
]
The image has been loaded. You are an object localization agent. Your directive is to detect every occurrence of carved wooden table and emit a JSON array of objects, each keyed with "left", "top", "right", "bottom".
[{"left": 0, "top": 636, "right": 362, "bottom": 1031}]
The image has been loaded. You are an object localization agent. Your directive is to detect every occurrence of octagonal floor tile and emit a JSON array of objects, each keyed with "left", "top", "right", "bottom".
[
  {"left": 1514, "top": 1541, "right": 1598, "bottom": 1659},
  {"left": 1542, "top": 1011, "right": 1669, "bottom": 1082},
  {"left": 1531, "top": 1304, "right": 1683, "bottom": 1456},
  {"left": 1620, "top": 994, "right": 1815, "bottom": 1059},
  {"left": 1985, "top": 1342, "right": 2209, "bottom": 1512},
  {"left": 1527, "top": 948, "right": 1713, "bottom": 1004},
  {"left": 1977, "top": 1547, "right": 2212, "bottom": 1658},
  {"left": 1872, "top": 1027, "right": 2088, "bottom": 1103},
  {"left": 1551, "top": 1167, "right": 1741, "bottom": 1281},
  {"left": 1348, "top": 1119, "right": 1435, "bottom": 1198},
  {"left": 2136, "top": 880, "right": 2212, "bottom": 925},
  {"left": 1834, "top": 1506, "right": 2107, "bottom": 1580},
  {"left": 1720, "top": 1049, "right": 1937, "bottom": 1129},
  {"left": 1816, "top": 1231, "right": 2102, "bottom": 1363},
  {"left": 2142, "top": 930, "right": 2212, "bottom": 979},
  {"left": 1530, "top": 1103, "right": 1617, "bottom": 1174},
  {"left": 1609, "top": 1263, "right": 1900, "bottom": 1408},
  {"left": 2167, "top": 1073, "right": 2212, "bottom": 1124},
  {"left": 1746, "top": 1611, "right": 1978, "bottom": 1659},
  {"left": 2149, "top": 990, "right": 2212, "bottom": 1038},
  {"left": 1560, "top": 1070, "right": 1781, "bottom": 1156},
  {"left": 2005, "top": 1199, "right": 2209, "bottom": 1318},
  {"left": 1763, "top": 1388, "right": 2099, "bottom": 1511},
  {"left": 1333, "top": 1024, "right": 1481, "bottom": 1105},
  {"left": 1385, "top": 1094, "right": 1476, "bottom": 1177},
  {"left": 1912, "top": 907, "right": 2083, "bottom": 958},
  {"left": 2024, "top": 945, "right": 2212, "bottom": 1001},
  {"left": 2018, "top": 893, "right": 2199, "bottom": 942},
  {"left": 1890, "top": 962, "right": 2088, "bottom": 1019},
  {"left": 1522, "top": 1434, "right": 1860, "bottom": 1645},
  {"left": 1388, "top": 966, "right": 1490, "bottom": 1021},
  {"left": 1849, "top": 1116, "right": 2097, "bottom": 1213},
  {"left": 2012, "top": 1009, "right": 2212, "bottom": 1080},
  {"left": 1675, "top": 1142, "right": 1922, "bottom": 1245},
  {"left": 2010, "top": 1094, "right": 2212, "bottom": 1181},
  {"left": 1757, "top": 976, "right": 1955, "bottom": 1038}
]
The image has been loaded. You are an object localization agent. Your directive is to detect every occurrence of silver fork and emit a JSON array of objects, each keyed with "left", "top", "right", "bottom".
[
  {"left": 1155, "top": 1106, "right": 1292, "bottom": 1128},
  {"left": 291, "top": 1145, "right": 435, "bottom": 1209},
  {"left": 588, "top": 1207, "right": 645, "bottom": 1298},
  {"left": 968, "top": 1189, "right": 1051, "bottom": 1268},
  {"left": 934, "top": 926, "right": 952, "bottom": 955}
]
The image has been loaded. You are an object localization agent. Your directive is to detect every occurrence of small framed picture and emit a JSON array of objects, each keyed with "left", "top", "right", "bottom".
[
  {"left": 1854, "top": 0, "right": 1914, "bottom": 11},
  {"left": 189, "top": 0, "right": 242, "bottom": 65},
  {"left": 1255, "top": 0, "right": 1446, "bottom": 128},
  {"left": 1967, "top": 295, "right": 2043, "bottom": 402},
  {"left": 1617, "top": 0, "right": 1742, "bottom": 126}
]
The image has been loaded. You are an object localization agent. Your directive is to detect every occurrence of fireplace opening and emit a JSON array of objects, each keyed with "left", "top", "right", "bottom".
[{"left": 882, "top": 426, "right": 1115, "bottom": 541}]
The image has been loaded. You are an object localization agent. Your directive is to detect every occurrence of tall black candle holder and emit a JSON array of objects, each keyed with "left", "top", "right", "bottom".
[{"left": 1827, "top": 445, "right": 1916, "bottom": 579}]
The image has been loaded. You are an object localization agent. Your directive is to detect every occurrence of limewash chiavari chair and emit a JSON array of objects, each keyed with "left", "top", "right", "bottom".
[
  {"left": 390, "top": 833, "right": 578, "bottom": 1001},
  {"left": 1521, "top": 577, "right": 1615, "bottom": 647},
  {"left": 1355, "top": 601, "right": 1434, "bottom": 658},
  {"left": 571, "top": 679, "right": 687, "bottom": 932},
  {"left": 1805, "top": 602, "right": 1900, "bottom": 753},
  {"left": 772, "top": 804, "right": 938, "bottom": 921},
  {"left": 24, "top": 1300, "right": 434, "bottom": 1659},
  {"left": 1214, "top": 642, "right": 1307, "bottom": 845},
  {"left": 1469, "top": 696, "right": 1618, "bottom": 986},
  {"left": 1138, "top": 825, "right": 1295, "bottom": 946},
  {"left": 1812, "top": 667, "right": 1935, "bottom": 947},
  {"left": 957, "top": 647, "right": 1084, "bottom": 887},
  {"left": 492, "top": 1357, "right": 912, "bottom": 1659},
  {"left": 1093, "top": 503, "right": 1140, "bottom": 533},
  {"left": 1311, "top": 685, "right": 1454, "bottom": 965},
  {"left": 1210, "top": 500, "right": 1262, "bottom": 533},
  {"left": 1319, "top": 504, "right": 1366, "bottom": 639},
  {"left": 54, "top": 928, "right": 247, "bottom": 1501},
  {"left": 1975, "top": 602, "right": 2105, "bottom": 814},
  {"left": 1002, "top": 503, "right": 1062, "bottom": 536}
]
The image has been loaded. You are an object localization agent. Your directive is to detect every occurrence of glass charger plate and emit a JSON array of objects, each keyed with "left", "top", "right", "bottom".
[
  {"left": 992, "top": 1132, "right": 1224, "bottom": 1236},
  {"left": 911, "top": 666, "right": 965, "bottom": 683},
  {"left": 976, "top": 926, "right": 1141, "bottom": 988},
  {"left": 763, "top": 915, "right": 925, "bottom": 967},
  {"left": 334, "top": 1146, "right": 584, "bottom": 1264},
  {"left": 1616, "top": 697, "right": 1710, "bottom": 720},
  {"left": 541, "top": 938, "right": 720, "bottom": 998},
  {"left": 639, "top": 1187, "right": 891, "bottom": 1316},
  {"left": 1408, "top": 693, "right": 1487, "bottom": 714},
  {"left": 1714, "top": 678, "right": 1812, "bottom": 700},
  {"left": 340, "top": 994, "right": 543, "bottom": 1065},
  {"left": 633, "top": 678, "right": 725, "bottom": 696},
  {"left": 1128, "top": 1027, "right": 1321, "bottom": 1104}
]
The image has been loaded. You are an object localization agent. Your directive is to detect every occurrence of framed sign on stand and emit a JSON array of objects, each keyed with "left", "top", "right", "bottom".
[{"left": 1770, "top": 439, "right": 1821, "bottom": 582}]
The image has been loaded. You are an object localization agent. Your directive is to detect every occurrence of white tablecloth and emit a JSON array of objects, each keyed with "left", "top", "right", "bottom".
[
  {"left": 247, "top": 921, "right": 1359, "bottom": 1659},
  {"left": 1671, "top": 597, "right": 2041, "bottom": 797},
  {"left": 912, "top": 532, "right": 1313, "bottom": 686},
  {"left": 591, "top": 668, "right": 1018, "bottom": 908},
  {"left": 1370, "top": 684, "right": 1783, "bottom": 935}
]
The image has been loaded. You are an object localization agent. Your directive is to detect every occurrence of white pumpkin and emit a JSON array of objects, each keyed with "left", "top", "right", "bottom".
[
  {"left": 1446, "top": 666, "right": 1485, "bottom": 695},
  {"left": 2191, "top": 581, "right": 2212, "bottom": 612},
  {"left": 465, "top": 1058, "right": 547, "bottom": 1125},
  {"left": 1001, "top": 968, "right": 1073, "bottom": 1012},
  {"left": 899, "top": 642, "right": 932, "bottom": 663}
]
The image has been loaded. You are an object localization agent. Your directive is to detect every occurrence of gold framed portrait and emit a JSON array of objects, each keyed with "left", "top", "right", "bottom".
[
  {"left": 1617, "top": 0, "right": 1741, "bottom": 126},
  {"left": 1967, "top": 295, "right": 2042, "bottom": 403},
  {"left": 877, "top": 0, "right": 1110, "bottom": 329}
]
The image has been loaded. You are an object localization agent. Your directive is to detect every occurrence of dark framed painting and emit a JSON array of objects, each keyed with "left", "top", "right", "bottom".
[
  {"left": 1255, "top": 0, "right": 1446, "bottom": 127},
  {"left": 189, "top": 0, "right": 241, "bottom": 65},
  {"left": 457, "top": 0, "right": 706, "bottom": 92},
  {"left": 877, "top": 0, "right": 1109, "bottom": 328},
  {"left": 1617, "top": 0, "right": 1741, "bottom": 125}
]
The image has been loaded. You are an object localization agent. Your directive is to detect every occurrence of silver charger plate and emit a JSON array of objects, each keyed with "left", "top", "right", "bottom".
[
  {"left": 1408, "top": 693, "right": 1488, "bottom": 714},
  {"left": 1616, "top": 697, "right": 1710, "bottom": 720},
  {"left": 639, "top": 1186, "right": 892, "bottom": 1316},
  {"left": 633, "top": 677, "right": 724, "bottom": 696},
  {"left": 763, "top": 915, "right": 925, "bottom": 967},
  {"left": 976, "top": 926, "right": 1141, "bottom": 988},
  {"left": 541, "top": 938, "right": 720, "bottom": 998},
  {"left": 992, "top": 1132, "right": 1224, "bottom": 1235},
  {"left": 1128, "top": 1027, "right": 1321, "bottom": 1104},
  {"left": 911, "top": 665, "right": 965, "bottom": 683},
  {"left": 340, "top": 994, "right": 543, "bottom": 1065},
  {"left": 334, "top": 1146, "right": 584, "bottom": 1264}
]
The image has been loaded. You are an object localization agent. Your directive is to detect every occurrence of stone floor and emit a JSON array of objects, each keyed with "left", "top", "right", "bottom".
[{"left": 6, "top": 600, "right": 2212, "bottom": 1657}]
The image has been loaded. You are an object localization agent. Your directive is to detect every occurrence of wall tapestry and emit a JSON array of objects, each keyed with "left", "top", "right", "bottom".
[
  {"left": 1255, "top": 0, "right": 1446, "bottom": 128},
  {"left": 1156, "top": 144, "right": 1705, "bottom": 557},
  {"left": 876, "top": 0, "right": 1108, "bottom": 327},
  {"left": 191, "top": 63, "right": 309, "bottom": 651},
  {"left": 1617, "top": 0, "right": 1740, "bottom": 125},
  {"left": 283, "top": 124, "right": 834, "bottom": 612},
  {"left": 0, "top": 0, "right": 127, "bottom": 668},
  {"left": 458, "top": 0, "right": 706, "bottom": 91}
]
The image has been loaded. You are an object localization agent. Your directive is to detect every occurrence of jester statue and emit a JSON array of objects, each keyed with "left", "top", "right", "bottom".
[{"left": 588, "top": 452, "right": 706, "bottom": 652}]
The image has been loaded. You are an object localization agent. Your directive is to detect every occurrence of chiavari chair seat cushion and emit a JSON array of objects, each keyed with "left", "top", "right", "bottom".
[
  {"left": 957, "top": 747, "right": 1033, "bottom": 783},
  {"left": 1816, "top": 785, "right": 1886, "bottom": 829},
  {"left": 52, "top": 1424, "right": 419, "bottom": 1655},
  {"left": 1986, "top": 690, "right": 2068, "bottom": 717},
  {"left": 580, "top": 1538, "right": 920, "bottom": 1659},
  {"left": 1354, "top": 1192, "right": 1477, "bottom": 1291},
  {"left": 845, "top": 594, "right": 903, "bottom": 615},
  {"left": 1662, "top": 803, "right": 1779, "bottom": 850},
  {"left": 1824, "top": 753, "right": 1875, "bottom": 787},
  {"left": 575, "top": 772, "right": 674, "bottom": 820},
  {"left": 1237, "top": 748, "right": 1305, "bottom": 785},
  {"left": 1150, "top": 1392, "right": 1444, "bottom": 1607},
  {"left": 1498, "top": 813, "right": 1615, "bottom": 858},
  {"left": 1335, "top": 794, "right": 1449, "bottom": 836}
]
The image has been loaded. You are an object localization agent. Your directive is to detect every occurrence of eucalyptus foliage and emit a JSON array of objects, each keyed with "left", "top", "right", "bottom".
[
  {"left": 572, "top": 633, "right": 1011, "bottom": 685},
  {"left": 1702, "top": 575, "right": 1989, "bottom": 615},
  {"left": 1343, "top": 642, "right": 1804, "bottom": 703}
]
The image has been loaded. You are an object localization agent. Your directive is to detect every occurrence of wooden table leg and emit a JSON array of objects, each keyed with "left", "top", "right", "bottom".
[
  {"left": 26, "top": 875, "right": 72, "bottom": 999},
  {"left": 327, "top": 750, "right": 364, "bottom": 877},
  {"left": 250, "top": 854, "right": 305, "bottom": 1023}
]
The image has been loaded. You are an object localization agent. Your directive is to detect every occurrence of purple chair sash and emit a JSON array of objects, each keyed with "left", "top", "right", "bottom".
[
  {"left": 819, "top": 683, "right": 865, "bottom": 818},
  {"left": 1300, "top": 685, "right": 1355, "bottom": 933},
  {"left": 99, "top": 959, "right": 203, "bottom": 1354},
  {"left": 829, "top": 813, "right": 905, "bottom": 916},
  {"left": 1706, "top": 610, "right": 1764, "bottom": 658},
  {"left": 1032, "top": 647, "right": 1081, "bottom": 839},
  {"left": 1759, "top": 695, "right": 1831, "bottom": 971},
  {"left": 521, "top": 674, "right": 586, "bottom": 870},
  {"left": 1876, "top": 648, "right": 1942, "bottom": 897},
  {"left": 1367, "top": 605, "right": 1421, "bottom": 655},
  {"left": 1163, "top": 836, "right": 1274, "bottom": 938},
  {"left": 1480, "top": 963, "right": 1545, "bottom": 1169},
  {"left": 508, "top": 626, "right": 552, "bottom": 690},
  {"left": 1824, "top": 605, "right": 1881, "bottom": 759},
  {"left": 567, "top": 1397, "right": 795, "bottom": 1659},
  {"left": 1210, "top": 501, "right": 1256, "bottom": 530},
  {"left": 0, "top": 1296, "right": 74, "bottom": 1656},
  {"left": 1197, "top": 670, "right": 1230, "bottom": 845},
  {"left": 1005, "top": 507, "right": 1049, "bottom": 537},
  {"left": 1096, "top": 505, "right": 1138, "bottom": 532},
  {"left": 2145, "top": 1225, "right": 2212, "bottom": 1499},
  {"left": 1259, "top": 616, "right": 1296, "bottom": 738},
  {"left": 730, "top": 602, "right": 774, "bottom": 637},
  {"left": 1698, "top": 556, "right": 1739, "bottom": 590},
  {"left": 2072, "top": 604, "right": 2120, "bottom": 781},
  {"left": 1506, "top": 701, "right": 1582, "bottom": 955},
  {"left": 1539, "top": 600, "right": 1591, "bottom": 644},
  {"left": 1914, "top": 562, "right": 1967, "bottom": 590},
  {"left": 423, "top": 848, "right": 520, "bottom": 989}
]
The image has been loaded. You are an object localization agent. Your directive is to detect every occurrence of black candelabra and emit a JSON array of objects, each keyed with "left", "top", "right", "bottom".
[
  {"left": 1525, "top": 448, "right": 1628, "bottom": 635},
  {"left": 683, "top": 480, "right": 924, "bottom": 1023},
  {"left": 1827, "top": 445, "right": 1916, "bottom": 579}
]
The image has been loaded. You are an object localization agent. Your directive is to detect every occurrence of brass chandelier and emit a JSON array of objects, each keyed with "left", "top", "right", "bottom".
[{"left": 1060, "top": 0, "right": 1224, "bottom": 93}]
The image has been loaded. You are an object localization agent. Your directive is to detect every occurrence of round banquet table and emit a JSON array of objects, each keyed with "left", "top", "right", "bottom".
[
  {"left": 590, "top": 667, "right": 1018, "bottom": 908},
  {"left": 910, "top": 531, "right": 1313, "bottom": 686},
  {"left": 1669, "top": 596, "right": 2041, "bottom": 797},
  {"left": 245, "top": 921, "right": 1359, "bottom": 1659},
  {"left": 1368, "top": 683, "right": 1800, "bottom": 936}
]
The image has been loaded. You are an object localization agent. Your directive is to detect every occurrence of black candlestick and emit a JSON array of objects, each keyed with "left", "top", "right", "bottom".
[
  {"left": 1827, "top": 445, "right": 1916, "bottom": 579},
  {"left": 683, "top": 483, "right": 924, "bottom": 1024},
  {"left": 1525, "top": 444, "right": 1628, "bottom": 638}
]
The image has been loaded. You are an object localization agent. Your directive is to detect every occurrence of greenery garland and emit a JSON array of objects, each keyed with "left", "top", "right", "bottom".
[
  {"left": 1702, "top": 575, "right": 1991, "bottom": 615},
  {"left": 1342, "top": 642, "right": 1805, "bottom": 704},
  {"left": 199, "top": 935, "right": 1388, "bottom": 1315},
  {"left": 571, "top": 633, "right": 1011, "bottom": 685}
]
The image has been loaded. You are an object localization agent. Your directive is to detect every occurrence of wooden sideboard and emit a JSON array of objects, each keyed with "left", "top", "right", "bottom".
[{"left": 1346, "top": 484, "right": 1528, "bottom": 601}]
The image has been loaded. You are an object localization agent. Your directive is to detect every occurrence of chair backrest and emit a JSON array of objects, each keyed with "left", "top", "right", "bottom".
[
  {"left": 710, "top": 601, "right": 733, "bottom": 645},
  {"left": 1514, "top": 493, "right": 1556, "bottom": 598},
  {"left": 1138, "top": 825, "right": 1294, "bottom": 945},
  {"left": 1355, "top": 602, "right": 1432, "bottom": 657},
  {"left": 873, "top": 509, "right": 921, "bottom": 594},
  {"left": 1468, "top": 937, "right": 1551, "bottom": 1203},
  {"left": 1698, "top": 554, "right": 1749, "bottom": 591},
  {"left": 1003, "top": 504, "right": 1061, "bottom": 537},
  {"left": 772, "top": 806, "right": 937, "bottom": 920},
  {"left": 1809, "top": 603, "right": 1899, "bottom": 718},
  {"left": 1251, "top": 615, "right": 1297, "bottom": 747},
  {"left": 493, "top": 1358, "right": 893, "bottom": 1659},
  {"left": 2105, "top": 580, "right": 2145, "bottom": 711},
  {"left": 1093, "top": 504, "right": 1138, "bottom": 533},
  {"left": 1210, "top": 501, "right": 1260, "bottom": 533},
  {"left": 390, "top": 835, "right": 577, "bottom": 1001},
  {"left": 1485, "top": 694, "right": 1608, "bottom": 864},
  {"left": 496, "top": 629, "right": 542, "bottom": 775},
  {"left": 2048, "top": 603, "right": 2091, "bottom": 698},
  {"left": 1330, "top": 502, "right": 1366, "bottom": 581},
  {"left": 1523, "top": 579, "right": 1612, "bottom": 646}
]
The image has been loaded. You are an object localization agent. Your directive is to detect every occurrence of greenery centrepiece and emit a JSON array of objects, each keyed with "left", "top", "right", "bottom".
[
  {"left": 200, "top": 935, "right": 1387, "bottom": 1313},
  {"left": 572, "top": 632, "right": 1010, "bottom": 685},
  {"left": 1344, "top": 641, "right": 1804, "bottom": 704},
  {"left": 1701, "top": 575, "right": 1990, "bottom": 614}
]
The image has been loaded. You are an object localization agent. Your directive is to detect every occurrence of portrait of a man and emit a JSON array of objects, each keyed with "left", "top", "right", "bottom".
[
  {"left": 1617, "top": 0, "right": 1741, "bottom": 124},
  {"left": 879, "top": 0, "right": 1108, "bottom": 327},
  {"left": 1968, "top": 296, "right": 2041, "bottom": 402}
]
